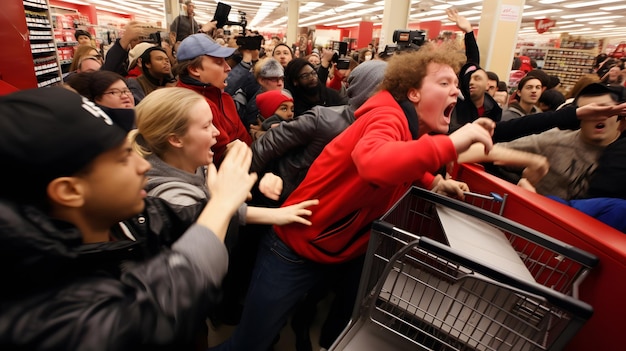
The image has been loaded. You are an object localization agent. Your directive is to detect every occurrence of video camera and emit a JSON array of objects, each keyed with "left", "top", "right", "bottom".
[
  {"left": 330, "top": 40, "right": 351, "bottom": 70},
  {"left": 381, "top": 29, "right": 426, "bottom": 58},
  {"left": 213, "top": 2, "right": 262, "bottom": 50},
  {"left": 139, "top": 31, "right": 163, "bottom": 46}
]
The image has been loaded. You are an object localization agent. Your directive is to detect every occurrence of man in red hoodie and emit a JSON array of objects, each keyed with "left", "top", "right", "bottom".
[
  {"left": 175, "top": 34, "right": 252, "bottom": 167},
  {"left": 211, "top": 43, "right": 495, "bottom": 351}
]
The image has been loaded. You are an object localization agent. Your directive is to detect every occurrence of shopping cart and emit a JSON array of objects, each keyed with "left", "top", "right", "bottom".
[{"left": 330, "top": 186, "right": 597, "bottom": 351}]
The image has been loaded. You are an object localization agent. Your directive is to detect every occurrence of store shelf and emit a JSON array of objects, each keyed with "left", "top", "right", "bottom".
[
  {"left": 56, "top": 41, "right": 78, "bottom": 47},
  {"left": 542, "top": 47, "right": 596, "bottom": 95},
  {"left": 25, "top": 0, "right": 62, "bottom": 87},
  {"left": 23, "top": 0, "right": 48, "bottom": 10},
  {"left": 519, "top": 46, "right": 550, "bottom": 61}
]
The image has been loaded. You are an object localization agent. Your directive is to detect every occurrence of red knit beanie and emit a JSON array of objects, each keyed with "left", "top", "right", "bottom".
[{"left": 256, "top": 89, "right": 293, "bottom": 118}]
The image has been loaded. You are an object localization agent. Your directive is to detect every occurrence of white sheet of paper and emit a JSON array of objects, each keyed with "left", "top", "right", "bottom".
[{"left": 435, "top": 205, "right": 535, "bottom": 283}]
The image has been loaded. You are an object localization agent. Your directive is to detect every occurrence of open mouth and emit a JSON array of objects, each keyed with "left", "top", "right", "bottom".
[
  {"left": 595, "top": 123, "right": 605, "bottom": 129},
  {"left": 444, "top": 103, "right": 456, "bottom": 118}
]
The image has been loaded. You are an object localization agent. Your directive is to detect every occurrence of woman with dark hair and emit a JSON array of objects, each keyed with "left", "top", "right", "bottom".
[
  {"left": 284, "top": 58, "right": 347, "bottom": 116},
  {"left": 66, "top": 70, "right": 135, "bottom": 108}
]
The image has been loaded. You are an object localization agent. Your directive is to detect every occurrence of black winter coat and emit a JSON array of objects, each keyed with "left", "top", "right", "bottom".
[
  {"left": 251, "top": 105, "right": 355, "bottom": 204},
  {"left": 0, "top": 197, "right": 226, "bottom": 350}
]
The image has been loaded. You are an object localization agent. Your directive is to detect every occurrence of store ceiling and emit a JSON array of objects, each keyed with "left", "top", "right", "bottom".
[{"left": 61, "top": 0, "right": 626, "bottom": 40}]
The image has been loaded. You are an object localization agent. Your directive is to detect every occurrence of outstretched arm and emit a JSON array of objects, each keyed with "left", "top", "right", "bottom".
[
  {"left": 447, "top": 8, "right": 479, "bottom": 64},
  {"left": 246, "top": 199, "right": 319, "bottom": 226},
  {"left": 458, "top": 143, "right": 549, "bottom": 185}
]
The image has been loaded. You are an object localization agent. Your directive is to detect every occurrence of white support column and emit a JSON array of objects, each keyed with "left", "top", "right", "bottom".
[
  {"left": 287, "top": 0, "right": 299, "bottom": 46},
  {"left": 477, "top": 0, "right": 526, "bottom": 84},
  {"left": 164, "top": 0, "right": 180, "bottom": 28},
  {"left": 380, "top": 0, "right": 410, "bottom": 47}
]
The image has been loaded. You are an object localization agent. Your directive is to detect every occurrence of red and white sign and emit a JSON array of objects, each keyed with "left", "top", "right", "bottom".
[{"left": 535, "top": 18, "right": 556, "bottom": 34}]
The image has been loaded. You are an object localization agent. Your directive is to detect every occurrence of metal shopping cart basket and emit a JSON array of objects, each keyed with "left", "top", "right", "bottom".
[{"left": 330, "top": 187, "right": 597, "bottom": 351}]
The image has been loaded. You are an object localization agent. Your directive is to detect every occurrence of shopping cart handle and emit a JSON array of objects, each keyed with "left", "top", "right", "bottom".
[
  {"left": 462, "top": 191, "right": 503, "bottom": 202},
  {"left": 490, "top": 192, "right": 503, "bottom": 202}
]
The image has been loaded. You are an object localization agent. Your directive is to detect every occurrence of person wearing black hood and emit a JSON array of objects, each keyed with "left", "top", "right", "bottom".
[
  {"left": 284, "top": 58, "right": 347, "bottom": 116},
  {"left": 126, "top": 46, "right": 176, "bottom": 104},
  {"left": 446, "top": 8, "right": 502, "bottom": 133}
]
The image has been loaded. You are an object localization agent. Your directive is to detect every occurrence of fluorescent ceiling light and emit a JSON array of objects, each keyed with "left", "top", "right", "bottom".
[
  {"left": 557, "top": 24, "right": 585, "bottom": 28},
  {"left": 561, "top": 12, "right": 609, "bottom": 19},
  {"left": 522, "top": 9, "right": 562, "bottom": 16},
  {"left": 575, "top": 16, "right": 623, "bottom": 21},
  {"left": 420, "top": 15, "right": 449, "bottom": 21},
  {"left": 94, "top": 6, "right": 128, "bottom": 15},
  {"left": 335, "top": 3, "right": 364, "bottom": 12},
  {"left": 410, "top": 10, "right": 445, "bottom": 19},
  {"left": 564, "top": 0, "right": 622, "bottom": 8},
  {"left": 473, "top": 5, "right": 531, "bottom": 11},
  {"left": 448, "top": 0, "right": 482, "bottom": 5},
  {"left": 600, "top": 5, "right": 626, "bottom": 10},
  {"left": 299, "top": 2, "right": 324, "bottom": 12},
  {"left": 458, "top": 10, "right": 481, "bottom": 16},
  {"left": 299, "top": 5, "right": 384, "bottom": 27},
  {"left": 588, "top": 20, "right": 615, "bottom": 24},
  {"left": 57, "top": 0, "right": 90, "bottom": 5}
]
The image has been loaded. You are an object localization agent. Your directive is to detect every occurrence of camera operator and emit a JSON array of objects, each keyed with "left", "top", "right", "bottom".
[{"left": 225, "top": 34, "right": 263, "bottom": 97}]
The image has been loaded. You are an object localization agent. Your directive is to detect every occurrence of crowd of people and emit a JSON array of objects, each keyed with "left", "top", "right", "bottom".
[{"left": 2, "top": 4, "right": 626, "bottom": 351}]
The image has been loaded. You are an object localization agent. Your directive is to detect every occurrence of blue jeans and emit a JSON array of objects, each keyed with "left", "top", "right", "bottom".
[{"left": 210, "top": 230, "right": 326, "bottom": 351}]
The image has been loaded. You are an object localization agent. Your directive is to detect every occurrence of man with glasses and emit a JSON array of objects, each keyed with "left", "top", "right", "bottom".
[
  {"left": 284, "top": 58, "right": 347, "bottom": 116},
  {"left": 232, "top": 58, "right": 286, "bottom": 129}
]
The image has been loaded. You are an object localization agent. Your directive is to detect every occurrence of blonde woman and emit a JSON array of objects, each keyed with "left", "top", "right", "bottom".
[{"left": 131, "top": 87, "right": 317, "bottom": 225}]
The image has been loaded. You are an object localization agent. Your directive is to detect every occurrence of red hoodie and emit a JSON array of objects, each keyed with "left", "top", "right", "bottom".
[
  {"left": 275, "top": 90, "right": 457, "bottom": 264},
  {"left": 177, "top": 79, "right": 252, "bottom": 166}
]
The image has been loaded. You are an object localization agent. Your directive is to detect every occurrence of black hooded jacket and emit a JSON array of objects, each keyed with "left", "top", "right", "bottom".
[{"left": 0, "top": 197, "right": 227, "bottom": 350}]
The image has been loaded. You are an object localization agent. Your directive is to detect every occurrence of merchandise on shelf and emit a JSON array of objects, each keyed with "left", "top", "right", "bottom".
[
  {"left": 542, "top": 48, "right": 596, "bottom": 95},
  {"left": 24, "top": 0, "right": 62, "bottom": 88}
]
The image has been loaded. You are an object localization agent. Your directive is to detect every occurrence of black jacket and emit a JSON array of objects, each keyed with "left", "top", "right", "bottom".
[
  {"left": 102, "top": 39, "right": 130, "bottom": 77},
  {"left": 492, "top": 105, "right": 579, "bottom": 142},
  {"left": 0, "top": 197, "right": 228, "bottom": 350},
  {"left": 251, "top": 105, "right": 354, "bottom": 204},
  {"left": 287, "top": 84, "right": 348, "bottom": 116},
  {"left": 588, "top": 133, "right": 626, "bottom": 199},
  {"left": 450, "top": 93, "right": 503, "bottom": 133}
]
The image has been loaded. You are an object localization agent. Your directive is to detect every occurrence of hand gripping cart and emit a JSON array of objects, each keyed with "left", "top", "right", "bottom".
[{"left": 330, "top": 186, "right": 598, "bottom": 351}]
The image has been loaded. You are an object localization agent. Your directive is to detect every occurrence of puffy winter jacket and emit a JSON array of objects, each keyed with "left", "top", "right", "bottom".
[
  {"left": 251, "top": 105, "right": 354, "bottom": 203},
  {"left": 0, "top": 197, "right": 228, "bottom": 350}
]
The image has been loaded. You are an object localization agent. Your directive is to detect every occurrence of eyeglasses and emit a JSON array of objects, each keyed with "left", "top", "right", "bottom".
[
  {"left": 298, "top": 70, "right": 317, "bottom": 80},
  {"left": 263, "top": 77, "right": 284, "bottom": 83},
  {"left": 103, "top": 89, "right": 132, "bottom": 97}
]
